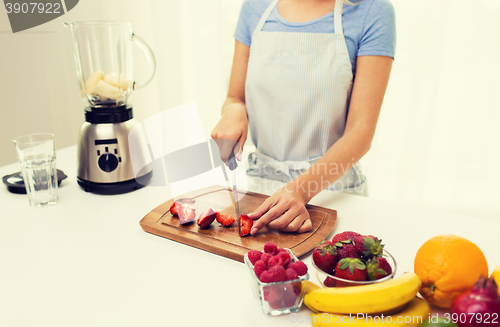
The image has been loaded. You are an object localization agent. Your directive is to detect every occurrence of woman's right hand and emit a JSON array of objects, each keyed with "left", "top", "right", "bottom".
[{"left": 211, "top": 103, "right": 248, "bottom": 163}]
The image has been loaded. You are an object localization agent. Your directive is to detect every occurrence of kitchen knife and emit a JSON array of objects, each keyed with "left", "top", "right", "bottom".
[{"left": 227, "top": 152, "right": 240, "bottom": 235}]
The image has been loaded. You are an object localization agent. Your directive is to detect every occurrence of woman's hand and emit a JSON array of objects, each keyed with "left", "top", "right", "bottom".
[
  {"left": 248, "top": 185, "right": 312, "bottom": 234},
  {"left": 211, "top": 104, "right": 248, "bottom": 162}
]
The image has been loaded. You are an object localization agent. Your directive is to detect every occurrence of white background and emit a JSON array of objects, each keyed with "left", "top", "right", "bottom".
[{"left": 0, "top": 0, "right": 499, "bottom": 221}]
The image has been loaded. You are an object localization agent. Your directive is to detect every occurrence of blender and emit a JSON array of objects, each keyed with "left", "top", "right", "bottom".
[{"left": 64, "top": 21, "right": 155, "bottom": 194}]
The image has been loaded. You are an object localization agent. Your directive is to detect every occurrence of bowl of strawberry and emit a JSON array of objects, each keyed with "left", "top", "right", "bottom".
[
  {"left": 244, "top": 242, "right": 309, "bottom": 316},
  {"left": 312, "top": 231, "right": 397, "bottom": 288}
]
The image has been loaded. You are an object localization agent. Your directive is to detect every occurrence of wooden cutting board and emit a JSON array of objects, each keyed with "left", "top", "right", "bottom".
[{"left": 139, "top": 185, "right": 337, "bottom": 262}]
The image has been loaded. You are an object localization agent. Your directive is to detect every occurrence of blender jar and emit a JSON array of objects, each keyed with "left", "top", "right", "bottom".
[{"left": 63, "top": 21, "right": 156, "bottom": 107}]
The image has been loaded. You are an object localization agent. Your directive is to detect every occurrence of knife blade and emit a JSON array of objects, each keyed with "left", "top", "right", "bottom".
[{"left": 227, "top": 153, "right": 240, "bottom": 234}]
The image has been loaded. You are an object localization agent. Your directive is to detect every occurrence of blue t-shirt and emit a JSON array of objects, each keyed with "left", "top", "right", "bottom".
[{"left": 234, "top": 0, "right": 396, "bottom": 76}]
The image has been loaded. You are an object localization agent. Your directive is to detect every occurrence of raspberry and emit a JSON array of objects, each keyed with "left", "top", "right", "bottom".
[
  {"left": 269, "top": 265, "right": 286, "bottom": 282},
  {"left": 248, "top": 250, "right": 263, "bottom": 265},
  {"left": 278, "top": 252, "right": 291, "bottom": 267},
  {"left": 267, "top": 256, "right": 279, "bottom": 268},
  {"left": 285, "top": 268, "right": 298, "bottom": 281},
  {"left": 264, "top": 242, "right": 278, "bottom": 254},
  {"left": 264, "top": 286, "right": 283, "bottom": 309},
  {"left": 291, "top": 261, "right": 308, "bottom": 276},
  {"left": 278, "top": 247, "right": 287, "bottom": 254},
  {"left": 260, "top": 270, "right": 273, "bottom": 283},
  {"left": 283, "top": 287, "right": 298, "bottom": 307},
  {"left": 260, "top": 253, "right": 272, "bottom": 265},
  {"left": 253, "top": 260, "right": 267, "bottom": 278}
]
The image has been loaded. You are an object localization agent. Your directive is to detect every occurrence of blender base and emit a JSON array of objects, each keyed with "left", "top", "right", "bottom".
[{"left": 77, "top": 171, "right": 153, "bottom": 195}]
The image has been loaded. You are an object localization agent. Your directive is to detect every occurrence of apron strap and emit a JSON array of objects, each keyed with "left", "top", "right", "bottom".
[
  {"left": 255, "top": 0, "right": 279, "bottom": 32},
  {"left": 334, "top": 0, "right": 344, "bottom": 35}
]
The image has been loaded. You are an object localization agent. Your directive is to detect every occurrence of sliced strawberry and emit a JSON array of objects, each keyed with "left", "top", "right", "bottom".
[
  {"left": 197, "top": 208, "right": 216, "bottom": 229},
  {"left": 178, "top": 204, "right": 196, "bottom": 224},
  {"left": 169, "top": 202, "right": 181, "bottom": 216},
  {"left": 240, "top": 214, "right": 253, "bottom": 237},
  {"left": 215, "top": 212, "right": 235, "bottom": 227}
]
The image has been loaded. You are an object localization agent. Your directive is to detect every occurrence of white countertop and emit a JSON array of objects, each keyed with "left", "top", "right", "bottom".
[{"left": 1, "top": 146, "right": 498, "bottom": 327}]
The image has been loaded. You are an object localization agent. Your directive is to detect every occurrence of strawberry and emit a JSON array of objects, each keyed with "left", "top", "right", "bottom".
[
  {"left": 334, "top": 258, "right": 367, "bottom": 286},
  {"left": 324, "top": 277, "right": 336, "bottom": 288},
  {"left": 169, "top": 202, "right": 181, "bottom": 216},
  {"left": 335, "top": 242, "right": 360, "bottom": 260},
  {"left": 178, "top": 204, "right": 196, "bottom": 224},
  {"left": 215, "top": 212, "right": 235, "bottom": 227},
  {"left": 332, "top": 231, "right": 361, "bottom": 244},
  {"left": 197, "top": 208, "right": 216, "bottom": 229},
  {"left": 312, "top": 241, "right": 338, "bottom": 274},
  {"left": 367, "top": 257, "right": 392, "bottom": 281},
  {"left": 264, "top": 242, "right": 278, "bottom": 254},
  {"left": 239, "top": 214, "right": 253, "bottom": 236},
  {"left": 354, "top": 235, "right": 384, "bottom": 258},
  {"left": 248, "top": 250, "right": 263, "bottom": 265}
]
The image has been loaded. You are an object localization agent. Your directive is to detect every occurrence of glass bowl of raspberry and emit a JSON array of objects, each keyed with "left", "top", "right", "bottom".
[
  {"left": 244, "top": 247, "right": 310, "bottom": 316},
  {"left": 312, "top": 249, "right": 397, "bottom": 288}
]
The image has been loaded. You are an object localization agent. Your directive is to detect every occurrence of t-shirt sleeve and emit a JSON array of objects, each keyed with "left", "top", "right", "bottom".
[
  {"left": 357, "top": 0, "right": 397, "bottom": 58},
  {"left": 234, "top": 0, "right": 253, "bottom": 47}
]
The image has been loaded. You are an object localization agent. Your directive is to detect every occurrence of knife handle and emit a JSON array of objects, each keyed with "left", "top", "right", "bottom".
[{"left": 227, "top": 145, "right": 238, "bottom": 171}]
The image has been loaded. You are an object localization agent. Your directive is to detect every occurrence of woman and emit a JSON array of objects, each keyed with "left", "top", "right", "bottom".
[{"left": 211, "top": 0, "right": 396, "bottom": 234}]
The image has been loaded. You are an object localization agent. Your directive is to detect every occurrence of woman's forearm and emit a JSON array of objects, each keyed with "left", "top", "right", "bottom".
[{"left": 289, "top": 126, "right": 373, "bottom": 203}]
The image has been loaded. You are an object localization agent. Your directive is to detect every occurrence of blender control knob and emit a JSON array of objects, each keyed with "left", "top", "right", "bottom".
[{"left": 98, "top": 153, "right": 119, "bottom": 172}]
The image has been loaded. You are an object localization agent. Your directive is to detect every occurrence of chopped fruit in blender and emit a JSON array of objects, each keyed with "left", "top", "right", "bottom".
[
  {"left": 247, "top": 250, "right": 263, "bottom": 265},
  {"left": 104, "top": 73, "right": 130, "bottom": 90},
  {"left": 197, "top": 208, "right": 216, "bottom": 229},
  {"left": 367, "top": 256, "right": 392, "bottom": 280},
  {"left": 92, "top": 80, "right": 122, "bottom": 100},
  {"left": 178, "top": 204, "right": 196, "bottom": 224},
  {"left": 239, "top": 214, "right": 253, "bottom": 236},
  {"left": 85, "top": 70, "right": 104, "bottom": 93},
  {"left": 354, "top": 235, "right": 385, "bottom": 258},
  {"left": 312, "top": 240, "right": 338, "bottom": 274},
  {"left": 332, "top": 231, "right": 361, "bottom": 244},
  {"left": 215, "top": 212, "right": 235, "bottom": 226},
  {"left": 335, "top": 258, "right": 367, "bottom": 285},
  {"left": 169, "top": 202, "right": 181, "bottom": 216}
]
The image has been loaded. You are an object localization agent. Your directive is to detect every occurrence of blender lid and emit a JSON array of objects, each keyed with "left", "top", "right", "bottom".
[{"left": 2, "top": 170, "right": 67, "bottom": 194}]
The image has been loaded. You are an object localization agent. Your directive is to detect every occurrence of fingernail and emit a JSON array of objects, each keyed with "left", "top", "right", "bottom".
[{"left": 251, "top": 228, "right": 258, "bottom": 235}]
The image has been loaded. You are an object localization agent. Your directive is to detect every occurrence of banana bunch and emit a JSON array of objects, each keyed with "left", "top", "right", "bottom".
[{"left": 304, "top": 273, "right": 429, "bottom": 327}]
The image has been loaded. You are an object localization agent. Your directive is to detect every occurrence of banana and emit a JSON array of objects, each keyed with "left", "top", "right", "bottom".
[
  {"left": 304, "top": 273, "right": 422, "bottom": 314},
  {"left": 85, "top": 70, "right": 105, "bottom": 93},
  {"left": 104, "top": 73, "right": 130, "bottom": 90},
  {"left": 309, "top": 297, "right": 431, "bottom": 327},
  {"left": 92, "top": 80, "right": 122, "bottom": 100},
  {"left": 492, "top": 265, "right": 500, "bottom": 295}
]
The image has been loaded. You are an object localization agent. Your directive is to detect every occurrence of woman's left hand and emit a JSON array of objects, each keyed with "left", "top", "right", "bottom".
[{"left": 248, "top": 186, "right": 312, "bottom": 234}]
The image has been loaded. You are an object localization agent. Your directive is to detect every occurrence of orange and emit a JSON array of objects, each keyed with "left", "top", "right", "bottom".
[
  {"left": 414, "top": 234, "right": 488, "bottom": 308},
  {"left": 491, "top": 265, "right": 500, "bottom": 295}
]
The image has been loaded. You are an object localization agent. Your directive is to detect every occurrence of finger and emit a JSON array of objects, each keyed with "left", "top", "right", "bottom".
[
  {"left": 236, "top": 135, "right": 246, "bottom": 161},
  {"left": 296, "top": 219, "right": 313, "bottom": 234},
  {"left": 220, "top": 139, "right": 238, "bottom": 164},
  {"left": 279, "top": 214, "right": 308, "bottom": 232},
  {"left": 250, "top": 201, "right": 287, "bottom": 235},
  {"left": 266, "top": 207, "right": 301, "bottom": 230},
  {"left": 248, "top": 196, "right": 277, "bottom": 220}
]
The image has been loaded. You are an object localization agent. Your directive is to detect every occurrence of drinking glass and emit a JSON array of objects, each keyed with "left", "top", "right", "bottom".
[{"left": 13, "top": 133, "right": 58, "bottom": 206}]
